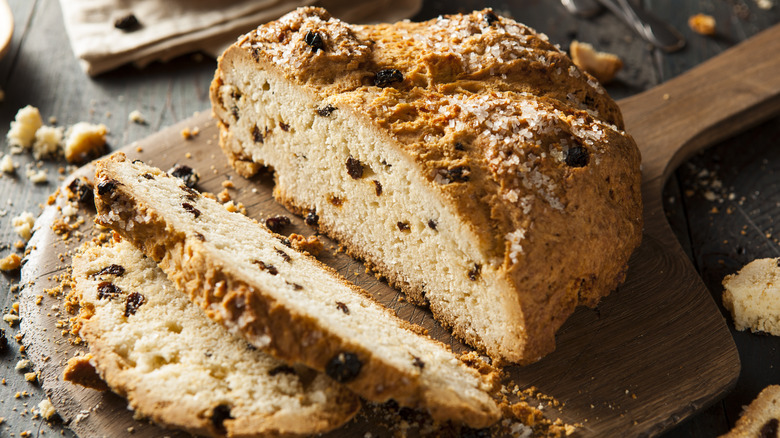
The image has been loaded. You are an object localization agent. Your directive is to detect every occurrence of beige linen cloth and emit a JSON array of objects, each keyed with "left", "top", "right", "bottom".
[{"left": 59, "top": 0, "right": 422, "bottom": 76}]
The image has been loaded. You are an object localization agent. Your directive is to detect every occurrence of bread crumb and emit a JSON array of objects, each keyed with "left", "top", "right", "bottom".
[
  {"left": 26, "top": 168, "right": 48, "bottom": 184},
  {"left": 1, "top": 155, "right": 16, "bottom": 173},
  {"left": 15, "top": 359, "right": 31, "bottom": 371},
  {"left": 0, "top": 253, "right": 22, "bottom": 271},
  {"left": 689, "top": 14, "right": 716, "bottom": 35},
  {"left": 723, "top": 258, "right": 780, "bottom": 334},
  {"left": 218, "top": 188, "right": 231, "bottom": 203},
  {"left": 569, "top": 41, "right": 623, "bottom": 84},
  {"left": 128, "top": 110, "right": 145, "bottom": 124},
  {"left": 24, "top": 372, "right": 37, "bottom": 383},
  {"left": 222, "top": 180, "right": 235, "bottom": 189},
  {"left": 7, "top": 105, "right": 43, "bottom": 150},
  {"left": 13, "top": 212, "right": 35, "bottom": 241},
  {"left": 4, "top": 314, "right": 20, "bottom": 326},
  {"left": 756, "top": 0, "right": 774, "bottom": 9},
  {"left": 64, "top": 122, "right": 107, "bottom": 164},
  {"left": 181, "top": 127, "right": 200, "bottom": 139},
  {"left": 38, "top": 399, "right": 56, "bottom": 420},
  {"left": 288, "top": 233, "right": 324, "bottom": 256},
  {"left": 32, "top": 125, "right": 64, "bottom": 160}
]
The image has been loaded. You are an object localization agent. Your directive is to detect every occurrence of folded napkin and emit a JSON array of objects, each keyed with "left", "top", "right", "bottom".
[{"left": 59, "top": 0, "right": 422, "bottom": 76}]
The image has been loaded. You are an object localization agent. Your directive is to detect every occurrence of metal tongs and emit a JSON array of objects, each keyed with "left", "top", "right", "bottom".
[{"left": 561, "top": 0, "right": 686, "bottom": 52}]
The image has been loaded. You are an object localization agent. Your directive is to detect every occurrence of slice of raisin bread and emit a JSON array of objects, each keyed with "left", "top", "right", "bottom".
[
  {"left": 719, "top": 385, "right": 780, "bottom": 438},
  {"left": 209, "top": 7, "right": 643, "bottom": 364},
  {"left": 71, "top": 238, "right": 359, "bottom": 437},
  {"left": 722, "top": 258, "right": 780, "bottom": 335},
  {"left": 93, "top": 153, "right": 501, "bottom": 428}
]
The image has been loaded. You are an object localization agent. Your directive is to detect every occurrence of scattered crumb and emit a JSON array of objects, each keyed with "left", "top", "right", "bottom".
[
  {"left": 4, "top": 314, "right": 20, "bottom": 326},
  {"left": 217, "top": 188, "right": 231, "bottom": 203},
  {"left": 32, "top": 125, "right": 65, "bottom": 160},
  {"left": 38, "top": 399, "right": 57, "bottom": 420},
  {"left": 288, "top": 233, "right": 324, "bottom": 256},
  {"left": 569, "top": 40, "right": 623, "bottom": 84},
  {"left": 7, "top": 105, "right": 43, "bottom": 150},
  {"left": 128, "top": 110, "right": 145, "bottom": 124},
  {"left": 181, "top": 126, "right": 200, "bottom": 139},
  {"left": 222, "top": 180, "right": 235, "bottom": 189},
  {"left": 26, "top": 168, "right": 48, "bottom": 184},
  {"left": 0, "top": 253, "right": 22, "bottom": 271},
  {"left": 24, "top": 372, "right": 37, "bottom": 383},
  {"left": 64, "top": 122, "right": 108, "bottom": 164},
  {"left": 12, "top": 211, "right": 35, "bottom": 241},
  {"left": 1, "top": 155, "right": 16, "bottom": 173},
  {"left": 756, "top": 0, "right": 774, "bottom": 9},
  {"left": 689, "top": 14, "right": 716, "bottom": 35},
  {"left": 15, "top": 359, "right": 31, "bottom": 371}
]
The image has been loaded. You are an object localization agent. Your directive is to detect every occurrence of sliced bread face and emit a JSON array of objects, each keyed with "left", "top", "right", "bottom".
[
  {"left": 72, "top": 238, "right": 360, "bottom": 438},
  {"left": 210, "top": 7, "right": 643, "bottom": 364},
  {"left": 93, "top": 153, "right": 501, "bottom": 429}
]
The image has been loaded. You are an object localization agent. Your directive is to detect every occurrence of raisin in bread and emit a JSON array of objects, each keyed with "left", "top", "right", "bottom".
[
  {"left": 719, "top": 385, "right": 780, "bottom": 438},
  {"left": 722, "top": 258, "right": 780, "bottom": 335},
  {"left": 71, "top": 238, "right": 359, "bottom": 437},
  {"left": 93, "top": 153, "right": 501, "bottom": 428},
  {"left": 209, "top": 7, "right": 643, "bottom": 364}
]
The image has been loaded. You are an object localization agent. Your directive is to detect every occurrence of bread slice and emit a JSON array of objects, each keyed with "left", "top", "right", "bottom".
[
  {"left": 93, "top": 153, "right": 501, "bottom": 428},
  {"left": 719, "top": 385, "right": 780, "bottom": 438},
  {"left": 722, "top": 258, "right": 780, "bottom": 335},
  {"left": 209, "top": 7, "right": 643, "bottom": 364},
  {"left": 71, "top": 238, "right": 360, "bottom": 437}
]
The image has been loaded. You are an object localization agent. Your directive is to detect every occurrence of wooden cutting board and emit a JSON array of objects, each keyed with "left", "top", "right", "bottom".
[{"left": 19, "top": 24, "right": 780, "bottom": 437}]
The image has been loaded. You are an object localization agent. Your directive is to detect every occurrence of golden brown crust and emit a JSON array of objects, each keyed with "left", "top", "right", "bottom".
[
  {"left": 93, "top": 153, "right": 501, "bottom": 428},
  {"left": 211, "top": 7, "right": 642, "bottom": 363}
]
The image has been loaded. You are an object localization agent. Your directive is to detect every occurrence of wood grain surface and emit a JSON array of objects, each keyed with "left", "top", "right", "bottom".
[
  {"left": 2, "top": 1, "right": 780, "bottom": 437},
  {"left": 15, "top": 21, "right": 780, "bottom": 438}
]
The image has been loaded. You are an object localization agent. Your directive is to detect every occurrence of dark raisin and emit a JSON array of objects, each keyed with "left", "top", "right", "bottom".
[
  {"left": 336, "top": 302, "right": 349, "bottom": 314},
  {"left": 279, "top": 237, "right": 292, "bottom": 247},
  {"left": 97, "top": 179, "right": 118, "bottom": 196},
  {"left": 265, "top": 215, "right": 291, "bottom": 233},
  {"left": 374, "top": 69, "right": 404, "bottom": 88},
  {"left": 373, "top": 180, "right": 383, "bottom": 196},
  {"left": 279, "top": 122, "right": 290, "bottom": 131},
  {"left": 124, "top": 292, "right": 146, "bottom": 317},
  {"left": 583, "top": 94, "right": 595, "bottom": 106},
  {"left": 305, "top": 209, "right": 319, "bottom": 226},
  {"left": 276, "top": 248, "right": 291, "bottom": 263},
  {"left": 412, "top": 356, "right": 425, "bottom": 369},
  {"left": 398, "top": 407, "right": 420, "bottom": 422},
  {"left": 759, "top": 419, "right": 779, "bottom": 438},
  {"left": 114, "top": 13, "right": 140, "bottom": 31},
  {"left": 182, "top": 203, "right": 201, "bottom": 218},
  {"left": 97, "top": 282, "right": 122, "bottom": 300},
  {"left": 346, "top": 156, "right": 364, "bottom": 179},
  {"left": 483, "top": 10, "right": 499, "bottom": 26},
  {"left": 397, "top": 221, "right": 410, "bottom": 232},
  {"left": 181, "top": 185, "right": 199, "bottom": 201},
  {"left": 269, "top": 365, "right": 296, "bottom": 376},
  {"left": 325, "top": 352, "right": 362, "bottom": 383},
  {"left": 96, "top": 264, "right": 125, "bottom": 277},
  {"left": 317, "top": 104, "right": 336, "bottom": 117},
  {"left": 67, "top": 178, "right": 94, "bottom": 207},
  {"left": 461, "top": 427, "right": 491, "bottom": 438},
  {"left": 211, "top": 404, "right": 232, "bottom": 434},
  {"left": 304, "top": 30, "right": 325, "bottom": 52},
  {"left": 468, "top": 263, "right": 481, "bottom": 281},
  {"left": 437, "top": 166, "right": 470, "bottom": 183},
  {"left": 286, "top": 281, "right": 303, "bottom": 290},
  {"left": 566, "top": 146, "right": 589, "bottom": 167},
  {"left": 427, "top": 219, "right": 437, "bottom": 230},
  {"left": 251, "top": 125, "right": 264, "bottom": 143},
  {"left": 168, "top": 164, "right": 200, "bottom": 188},
  {"left": 231, "top": 105, "right": 239, "bottom": 120},
  {"left": 141, "top": 173, "right": 154, "bottom": 180},
  {"left": 328, "top": 196, "right": 343, "bottom": 207},
  {"left": 253, "top": 260, "right": 278, "bottom": 275},
  {"left": 194, "top": 232, "right": 206, "bottom": 242},
  {"left": 454, "top": 142, "right": 466, "bottom": 151}
]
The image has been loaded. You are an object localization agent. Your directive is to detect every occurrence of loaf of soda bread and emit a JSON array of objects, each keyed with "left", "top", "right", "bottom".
[
  {"left": 93, "top": 153, "right": 501, "bottom": 428},
  {"left": 719, "top": 385, "right": 780, "bottom": 438},
  {"left": 71, "top": 238, "right": 359, "bottom": 437},
  {"left": 209, "top": 7, "right": 643, "bottom": 363},
  {"left": 722, "top": 257, "right": 780, "bottom": 335}
]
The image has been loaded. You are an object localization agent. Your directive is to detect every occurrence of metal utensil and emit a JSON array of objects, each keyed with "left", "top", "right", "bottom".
[{"left": 560, "top": 0, "right": 686, "bottom": 52}]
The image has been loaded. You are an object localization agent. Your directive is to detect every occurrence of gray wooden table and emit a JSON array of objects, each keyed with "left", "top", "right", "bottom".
[{"left": 1, "top": 0, "right": 778, "bottom": 436}]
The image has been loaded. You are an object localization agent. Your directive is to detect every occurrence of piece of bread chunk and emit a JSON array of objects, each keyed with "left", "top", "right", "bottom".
[
  {"left": 722, "top": 258, "right": 780, "bottom": 335},
  {"left": 71, "top": 238, "right": 360, "bottom": 437},
  {"left": 93, "top": 153, "right": 501, "bottom": 428},
  {"left": 209, "top": 7, "right": 643, "bottom": 364},
  {"left": 719, "top": 385, "right": 780, "bottom": 438}
]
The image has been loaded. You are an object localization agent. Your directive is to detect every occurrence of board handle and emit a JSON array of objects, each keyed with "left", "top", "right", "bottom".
[{"left": 619, "top": 23, "right": 780, "bottom": 189}]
